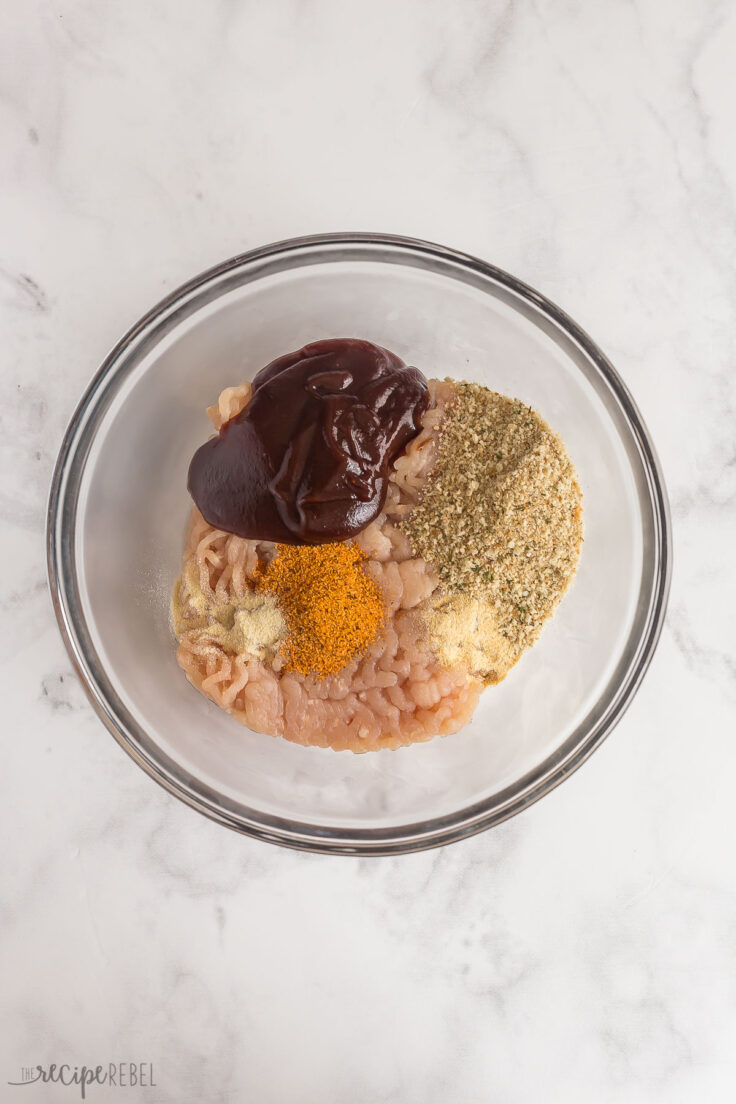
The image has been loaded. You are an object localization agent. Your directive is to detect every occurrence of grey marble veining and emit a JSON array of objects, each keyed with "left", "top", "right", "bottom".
[{"left": 2, "top": 1, "right": 735, "bottom": 1101}]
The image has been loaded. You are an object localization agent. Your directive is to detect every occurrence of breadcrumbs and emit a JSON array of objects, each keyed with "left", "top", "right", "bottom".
[{"left": 404, "top": 381, "right": 583, "bottom": 662}]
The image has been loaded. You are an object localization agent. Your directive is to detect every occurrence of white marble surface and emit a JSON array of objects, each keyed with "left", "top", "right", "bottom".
[{"left": 2, "top": 1, "right": 735, "bottom": 1100}]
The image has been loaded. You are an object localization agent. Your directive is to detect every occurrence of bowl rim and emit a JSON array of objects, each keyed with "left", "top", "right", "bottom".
[{"left": 47, "top": 231, "right": 672, "bottom": 855}]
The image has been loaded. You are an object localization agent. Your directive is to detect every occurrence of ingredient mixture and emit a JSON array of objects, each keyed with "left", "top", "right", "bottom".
[{"left": 173, "top": 341, "right": 583, "bottom": 752}]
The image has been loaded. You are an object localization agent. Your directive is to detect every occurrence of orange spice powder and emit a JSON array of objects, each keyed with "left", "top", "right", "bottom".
[{"left": 256, "top": 542, "right": 385, "bottom": 678}]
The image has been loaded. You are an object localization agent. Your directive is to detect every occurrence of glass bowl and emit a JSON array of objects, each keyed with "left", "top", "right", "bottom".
[{"left": 47, "top": 233, "right": 671, "bottom": 854}]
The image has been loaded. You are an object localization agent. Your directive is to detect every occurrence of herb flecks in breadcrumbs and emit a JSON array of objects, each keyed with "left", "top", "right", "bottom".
[{"left": 403, "top": 381, "right": 583, "bottom": 662}]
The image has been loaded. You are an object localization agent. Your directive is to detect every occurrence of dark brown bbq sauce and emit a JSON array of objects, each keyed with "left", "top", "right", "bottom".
[{"left": 187, "top": 338, "right": 429, "bottom": 544}]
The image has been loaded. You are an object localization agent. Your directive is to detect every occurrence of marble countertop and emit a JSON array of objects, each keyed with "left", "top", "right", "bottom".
[{"left": 2, "top": 1, "right": 735, "bottom": 1101}]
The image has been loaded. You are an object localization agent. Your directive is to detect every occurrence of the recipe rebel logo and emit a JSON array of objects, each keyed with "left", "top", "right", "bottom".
[{"left": 8, "top": 1063, "right": 156, "bottom": 1098}]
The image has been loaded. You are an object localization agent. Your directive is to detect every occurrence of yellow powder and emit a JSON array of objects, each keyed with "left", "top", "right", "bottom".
[
  {"left": 172, "top": 560, "right": 286, "bottom": 660},
  {"left": 422, "top": 592, "right": 519, "bottom": 686}
]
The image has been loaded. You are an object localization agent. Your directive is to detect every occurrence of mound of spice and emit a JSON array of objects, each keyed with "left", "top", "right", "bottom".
[
  {"left": 256, "top": 542, "right": 385, "bottom": 679},
  {"left": 172, "top": 559, "right": 286, "bottom": 660},
  {"left": 422, "top": 592, "right": 518, "bottom": 685},
  {"left": 404, "top": 381, "right": 583, "bottom": 662}
]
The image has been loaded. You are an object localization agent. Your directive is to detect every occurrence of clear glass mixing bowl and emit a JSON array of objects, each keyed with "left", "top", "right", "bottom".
[{"left": 47, "top": 234, "right": 671, "bottom": 853}]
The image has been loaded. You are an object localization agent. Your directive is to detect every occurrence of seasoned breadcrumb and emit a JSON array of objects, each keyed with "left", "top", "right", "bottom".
[{"left": 404, "top": 381, "right": 583, "bottom": 660}]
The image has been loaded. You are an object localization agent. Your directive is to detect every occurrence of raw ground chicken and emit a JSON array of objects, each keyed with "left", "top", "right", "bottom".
[{"left": 174, "top": 379, "right": 482, "bottom": 752}]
